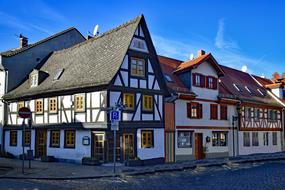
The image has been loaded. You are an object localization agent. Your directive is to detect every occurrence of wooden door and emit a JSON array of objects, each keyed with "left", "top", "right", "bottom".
[
  {"left": 195, "top": 133, "right": 203, "bottom": 160},
  {"left": 93, "top": 133, "right": 105, "bottom": 162},
  {"left": 35, "top": 129, "right": 47, "bottom": 158},
  {"left": 123, "top": 133, "right": 134, "bottom": 160}
]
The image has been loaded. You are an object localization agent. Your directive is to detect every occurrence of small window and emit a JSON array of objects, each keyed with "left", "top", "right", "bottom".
[
  {"left": 100, "top": 92, "right": 107, "bottom": 108},
  {"left": 64, "top": 130, "right": 75, "bottom": 148},
  {"left": 245, "top": 86, "right": 252, "bottom": 94},
  {"left": 193, "top": 73, "right": 205, "bottom": 87},
  {"left": 142, "top": 95, "right": 153, "bottom": 111},
  {"left": 252, "top": 132, "right": 259, "bottom": 146},
  {"left": 177, "top": 131, "right": 192, "bottom": 148},
  {"left": 254, "top": 108, "right": 260, "bottom": 121},
  {"left": 207, "top": 76, "right": 217, "bottom": 89},
  {"left": 210, "top": 104, "right": 218, "bottom": 120},
  {"left": 272, "top": 132, "right": 278, "bottom": 146},
  {"left": 164, "top": 74, "right": 173, "bottom": 82},
  {"left": 53, "top": 69, "right": 64, "bottom": 81},
  {"left": 10, "top": 131, "right": 17, "bottom": 146},
  {"left": 141, "top": 130, "right": 153, "bottom": 148},
  {"left": 220, "top": 105, "right": 227, "bottom": 120},
  {"left": 233, "top": 84, "right": 240, "bottom": 92},
  {"left": 130, "top": 38, "right": 148, "bottom": 52},
  {"left": 123, "top": 93, "right": 135, "bottom": 110},
  {"left": 257, "top": 89, "right": 265, "bottom": 96},
  {"left": 268, "top": 110, "right": 277, "bottom": 121},
  {"left": 75, "top": 94, "right": 85, "bottom": 112},
  {"left": 18, "top": 101, "right": 25, "bottom": 111},
  {"left": 50, "top": 130, "right": 60, "bottom": 148},
  {"left": 245, "top": 107, "right": 252, "bottom": 121},
  {"left": 263, "top": 132, "right": 269, "bottom": 146},
  {"left": 243, "top": 132, "right": 250, "bottom": 147},
  {"left": 35, "top": 99, "right": 43, "bottom": 114},
  {"left": 49, "top": 97, "right": 57, "bottom": 113},
  {"left": 212, "top": 132, "right": 228, "bottom": 146},
  {"left": 30, "top": 74, "right": 38, "bottom": 87},
  {"left": 23, "top": 131, "right": 31, "bottom": 146},
  {"left": 131, "top": 57, "right": 145, "bottom": 77}
]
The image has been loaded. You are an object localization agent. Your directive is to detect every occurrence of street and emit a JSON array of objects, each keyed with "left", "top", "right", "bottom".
[{"left": 1, "top": 160, "right": 285, "bottom": 190}]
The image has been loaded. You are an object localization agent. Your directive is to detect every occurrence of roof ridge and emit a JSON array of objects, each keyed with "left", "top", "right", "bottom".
[
  {"left": 0, "top": 27, "right": 78, "bottom": 57},
  {"left": 52, "top": 15, "right": 143, "bottom": 56},
  {"left": 158, "top": 55, "right": 183, "bottom": 62},
  {"left": 180, "top": 53, "right": 210, "bottom": 64}
]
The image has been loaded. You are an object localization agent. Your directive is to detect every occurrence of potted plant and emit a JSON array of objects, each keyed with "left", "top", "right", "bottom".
[
  {"left": 125, "top": 156, "right": 143, "bottom": 167},
  {"left": 82, "top": 157, "right": 101, "bottom": 166}
]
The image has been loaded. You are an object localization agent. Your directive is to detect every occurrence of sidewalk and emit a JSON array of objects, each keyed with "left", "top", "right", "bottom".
[{"left": 1, "top": 152, "right": 285, "bottom": 180}]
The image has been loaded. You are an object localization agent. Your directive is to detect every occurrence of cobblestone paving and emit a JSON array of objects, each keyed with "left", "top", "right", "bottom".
[{"left": 2, "top": 161, "right": 285, "bottom": 190}]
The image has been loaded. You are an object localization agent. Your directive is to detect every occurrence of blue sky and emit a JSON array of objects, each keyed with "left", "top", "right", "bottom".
[{"left": 0, "top": 0, "right": 284, "bottom": 78}]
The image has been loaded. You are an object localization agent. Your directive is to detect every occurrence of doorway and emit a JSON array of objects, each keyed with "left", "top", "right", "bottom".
[
  {"left": 195, "top": 133, "right": 203, "bottom": 160},
  {"left": 123, "top": 133, "right": 134, "bottom": 160},
  {"left": 93, "top": 133, "right": 105, "bottom": 162},
  {"left": 35, "top": 129, "right": 47, "bottom": 158}
]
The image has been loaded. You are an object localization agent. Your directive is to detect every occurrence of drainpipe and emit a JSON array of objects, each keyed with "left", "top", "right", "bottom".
[{"left": 235, "top": 101, "right": 241, "bottom": 156}]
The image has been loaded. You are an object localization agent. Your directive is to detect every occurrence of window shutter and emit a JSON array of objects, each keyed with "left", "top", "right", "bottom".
[
  {"left": 187, "top": 103, "right": 192, "bottom": 118},
  {"left": 200, "top": 75, "right": 205, "bottom": 88},
  {"left": 192, "top": 73, "right": 196, "bottom": 86},
  {"left": 213, "top": 78, "right": 218, "bottom": 89},
  {"left": 198, "top": 104, "right": 203, "bottom": 118},
  {"left": 206, "top": 76, "right": 209, "bottom": 88}
]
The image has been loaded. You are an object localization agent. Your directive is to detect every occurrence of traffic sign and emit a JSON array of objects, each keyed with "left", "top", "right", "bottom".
[
  {"left": 18, "top": 107, "right": 31, "bottom": 119},
  {"left": 111, "top": 122, "right": 119, "bottom": 131},
  {"left": 111, "top": 110, "right": 119, "bottom": 121}
]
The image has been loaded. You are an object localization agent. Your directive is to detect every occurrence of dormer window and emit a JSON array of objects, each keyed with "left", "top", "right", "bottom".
[
  {"left": 30, "top": 74, "right": 38, "bottom": 87},
  {"left": 206, "top": 76, "right": 218, "bottom": 89},
  {"left": 193, "top": 73, "right": 205, "bottom": 88}
]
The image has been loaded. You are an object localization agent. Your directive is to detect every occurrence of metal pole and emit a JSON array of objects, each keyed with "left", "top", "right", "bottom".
[
  {"left": 22, "top": 119, "right": 25, "bottom": 174},
  {"left": 232, "top": 116, "right": 235, "bottom": 157},
  {"left": 28, "top": 117, "right": 32, "bottom": 169},
  {"left": 113, "top": 128, "right": 116, "bottom": 176}
]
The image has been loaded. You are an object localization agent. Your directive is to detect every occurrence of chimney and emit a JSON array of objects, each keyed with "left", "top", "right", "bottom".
[
  {"left": 86, "top": 35, "right": 93, "bottom": 40},
  {"left": 197, "top": 49, "right": 205, "bottom": 57},
  {"left": 19, "top": 34, "right": 28, "bottom": 48}
]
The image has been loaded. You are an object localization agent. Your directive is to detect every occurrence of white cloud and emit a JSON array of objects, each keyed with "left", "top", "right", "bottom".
[{"left": 215, "top": 18, "right": 239, "bottom": 50}]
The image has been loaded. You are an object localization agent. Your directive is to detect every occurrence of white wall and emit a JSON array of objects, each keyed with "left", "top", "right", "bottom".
[
  {"left": 272, "top": 88, "right": 283, "bottom": 98},
  {"left": 238, "top": 131, "right": 282, "bottom": 155},
  {"left": 137, "top": 128, "right": 164, "bottom": 159}
]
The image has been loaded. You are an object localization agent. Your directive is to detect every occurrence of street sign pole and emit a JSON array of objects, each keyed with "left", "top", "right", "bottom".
[
  {"left": 22, "top": 119, "right": 25, "bottom": 174},
  {"left": 111, "top": 110, "right": 120, "bottom": 178},
  {"left": 113, "top": 126, "right": 116, "bottom": 176},
  {"left": 28, "top": 117, "right": 32, "bottom": 169}
]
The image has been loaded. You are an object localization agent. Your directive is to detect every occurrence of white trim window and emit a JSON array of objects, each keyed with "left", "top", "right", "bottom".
[
  {"left": 30, "top": 74, "right": 38, "bottom": 87},
  {"left": 263, "top": 132, "right": 269, "bottom": 146},
  {"left": 243, "top": 132, "right": 250, "bottom": 147},
  {"left": 177, "top": 131, "right": 192, "bottom": 148},
  {"left": 272, "top": 132, "right": 278, "bottom": 146},
  {"left": 212, "top": 132, "right": 227, "bottom": 147},
  {"left": 252, "top": 132, "right": 259, "bottom": 146}
]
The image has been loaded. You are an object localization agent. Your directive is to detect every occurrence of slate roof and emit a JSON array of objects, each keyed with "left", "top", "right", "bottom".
[
  {"left": 0, "top": 27, "right": 83, "bottom": 57},
  {"left": 3, "top": 15, "right": 143, "bottom": 101},
  {"left": 219, "top": 65, "right": 283, "bottom": 107}
]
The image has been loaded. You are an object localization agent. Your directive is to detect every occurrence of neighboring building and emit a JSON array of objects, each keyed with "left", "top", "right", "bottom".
[
  {"left": 0, "top": 28, "right": 85, "bottom": 150},
  {"left": 159, "top": 50, "right": 284, "bottom": 162},
  {"left": 3, "top": 15, "right": 168, "bottom": 163}
]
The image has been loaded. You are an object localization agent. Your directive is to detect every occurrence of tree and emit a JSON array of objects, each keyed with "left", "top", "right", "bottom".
[{"left": 272, "top": 72, "right": 280, "bottom": 81}]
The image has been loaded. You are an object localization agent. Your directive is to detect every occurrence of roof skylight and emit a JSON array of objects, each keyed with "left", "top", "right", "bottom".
[
  {"left": 164, "top": 74, "right": 173, "bottom": 82},
  {"left": 53, "top": 68, "right": 64, "bottom": 81},
  {"left": 233, "top": 84, "right": 240, "bottom": 92}
]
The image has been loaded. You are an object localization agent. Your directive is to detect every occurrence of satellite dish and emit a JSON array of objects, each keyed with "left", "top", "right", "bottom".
[
  {"left": 189, "top": 53, "right": 194, "bottom": 60},
  {"left": 241, "top": 65, "right": 248, "bottom": 72},
  {"left": 93, "top": 24, "right": 99, "bottom": 36}
]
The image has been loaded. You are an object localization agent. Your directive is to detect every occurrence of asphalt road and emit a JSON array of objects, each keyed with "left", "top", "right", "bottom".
[{"left": 1, "top": 160, "right": 285, "bottom": 190}]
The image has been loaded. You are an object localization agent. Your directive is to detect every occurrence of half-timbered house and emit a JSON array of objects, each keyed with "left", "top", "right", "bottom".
[{"left": 3, "top": 15, "right": 168, "bottom": 163}]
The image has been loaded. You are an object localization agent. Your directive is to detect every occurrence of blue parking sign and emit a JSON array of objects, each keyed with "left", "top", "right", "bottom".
[{"left": 111, "top": 111, "right": 119, "bottom": 121}]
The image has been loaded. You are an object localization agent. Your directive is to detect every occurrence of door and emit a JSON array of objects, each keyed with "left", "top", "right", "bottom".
[
  {"left": 123, "top": 133, "right": 134, "bottom": 160},
  {"left": 93, "top": 133, "right": 105, "bottom": 162},
  {"left": 195, "top": 133, "right": 203, "bottom": 160},
  {"left": 35, "top": 129, "right": 47, "bottom": 158}
]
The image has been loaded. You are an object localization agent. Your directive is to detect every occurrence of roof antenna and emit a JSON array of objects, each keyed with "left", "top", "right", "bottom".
[{"left": 93, "top": 24, "right": 99, "bottom": 36}]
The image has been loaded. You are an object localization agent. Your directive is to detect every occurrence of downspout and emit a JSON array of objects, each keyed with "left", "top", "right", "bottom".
[{"left": 1, "top": 69, "right": 8, "bottom": 152}]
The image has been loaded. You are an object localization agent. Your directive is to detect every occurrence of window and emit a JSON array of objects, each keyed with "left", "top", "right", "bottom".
[
  {"left": 18, "top": 101, "right": 25, "bottom": 111},
  {"left": 212, "top": 132, "right": 228, "bottom": 146},
  {"left": 206, "top": 76, "right": 218, "bottom": 89},
  {"left": 177, "top": 131, "right": 192, "bottom": 148},
  {"left": 272, "top": 132, "right": 278, "bottom": 146},
  {"left": 131, "top": 57, "right": 145, "bottom": 77},
  {"left": 130, "top": 38, "right": 148, "bottom": 52},
  {"left": 23, "top": 131, "right": 31, "bottom": 146},
  {"left": 30, "top": 74, "right": 38, "bottom": 87},
  {"left": 245, "top": 107, "right": 252, "bottom": 121},
  {"left": 210, "top": 104, "right": 218, "bottom": 120},
  {"left": 75, "top": 94, "right": 85, "bottom": 112},
  {"left": 254, "top": 108, "right": 260, "bottom": 121},
  {"left": 10, "top": 131, "right": 17, "bottom": 146},
  {"left": 243, "top": 132, "right": 250, "bottom": 147},
  {"left": 141, "top": 130, "right": 153, "bottom": 148},
  {"left": 193, "top": 73, "right": 205, "bottom": 87},
  {"left": 257, "top": 89, "right": 265, "bottom": 96},
  {"left": 64, "top": 130, "right": 75, "bottom": 148},
  {"left": 142, "top": 95, "right": 153, "bottom": 111},
  {"left": 187, "top": 102, "right": 202, "bottom": 119},
  {"left": 49, "top": 97, "right": 57, "bottom": 113},
  {"left": 252, "top": 132, "right": 259, "bottom": 146},
  {"left": 35, "top": 99, "right": 43, "bottom": 114},
  {"left": 245, "top": 86, "right": 252, "bottom": 94},
  {"left": 100, "top": 92, "right": 107, "bottom": 108},
  {"left": 50, "top": 130, "right": 60, "bottom": 148},
  {"left": 233, "top": 84, "right": 241, "bottom": 91},
  {"left": 268, "top": 110, "right": 277, "bottom": 121},
  {"left": 164, "top": 74, "right": 173, "bottom": 82},
  {"left": 123, "top": 93, "right": 135, "bottom": 110},
  {"left": 263, "top": 132, "right": 269, "bottom": 146},
  {"left": 220, "top": 105, "right": 227, "bottom": 120},
  {"left": 53, "top": 68, "right": 64, "bottom": 81}
]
